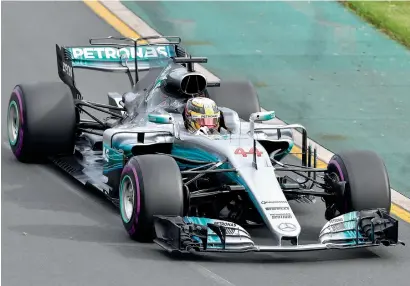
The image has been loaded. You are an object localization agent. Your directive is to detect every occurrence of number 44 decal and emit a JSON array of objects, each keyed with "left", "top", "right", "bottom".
[{"left": 234, "top": 147, "right": 263, "bottom": 157}]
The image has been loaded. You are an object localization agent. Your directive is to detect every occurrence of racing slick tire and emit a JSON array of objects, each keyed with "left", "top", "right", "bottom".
[
  {"left": 206, "top": 80, "right": 260, "bottom": 120},
  {"left": 119, "top": 154, "right": 185, "bottom": 242},
  {"left": 7, "top": 82, "right": 76, "bottom": 162},
  {"left": 327, "top": 150, "right": 391, "bottom": 216}
]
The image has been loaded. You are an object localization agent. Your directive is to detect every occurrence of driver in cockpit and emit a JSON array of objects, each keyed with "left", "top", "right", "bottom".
[{"left": 184, "top": 97, "right": 221, "bottom": 135}]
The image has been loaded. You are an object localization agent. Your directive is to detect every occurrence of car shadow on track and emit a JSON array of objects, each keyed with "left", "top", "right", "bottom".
[{"left": 2, "top": 160, "right": 120, "bottom": 219}]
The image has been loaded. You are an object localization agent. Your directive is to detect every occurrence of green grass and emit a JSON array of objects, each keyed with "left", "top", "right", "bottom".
[{"left": 342, "top": 1, "right": 410, "bottom": 49}]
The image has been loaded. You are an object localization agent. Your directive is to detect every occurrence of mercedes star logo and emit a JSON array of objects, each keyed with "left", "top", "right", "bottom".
[{"left": 278, "top": 223, "right": 296, "bottom": 232}]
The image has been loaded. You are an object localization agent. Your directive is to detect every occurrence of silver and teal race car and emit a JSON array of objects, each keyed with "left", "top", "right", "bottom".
[{"left": 6, "top": 36, "right": 404, "bottom": 254}]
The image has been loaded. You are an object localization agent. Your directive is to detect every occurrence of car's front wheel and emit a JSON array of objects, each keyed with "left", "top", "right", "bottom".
[
  {"left": 119, "top": 154, "right": 185, "bottom": 242},
  {"left": 325, "top": 150, "right": 391, "bottom": 219}
]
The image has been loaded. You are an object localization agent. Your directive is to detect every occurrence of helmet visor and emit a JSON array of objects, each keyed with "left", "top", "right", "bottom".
[
  {"left": 196, "top": 117, "right": 219, "bottom": 128},
  {"left": 192, "top": 114, "right": 219, "bottom": 128}
]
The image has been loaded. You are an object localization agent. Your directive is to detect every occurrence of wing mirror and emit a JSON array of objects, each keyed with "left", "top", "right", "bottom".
[
  {"left": 249, "top": 111, "right": 275, "bottom": 122},
  {"left": 249, "top": 111, "right": 275, "bottom": 139},
  {"left": 148, "top": 113, "right": 174, "bottom": 124}
]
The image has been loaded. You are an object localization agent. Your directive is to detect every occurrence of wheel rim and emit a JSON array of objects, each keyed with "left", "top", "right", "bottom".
[
  {"left": 120, "top": 175, "right": 135, "bottom": 223},
  {"left": 8, "top": 101, "right": 19, "bottom": 146}
]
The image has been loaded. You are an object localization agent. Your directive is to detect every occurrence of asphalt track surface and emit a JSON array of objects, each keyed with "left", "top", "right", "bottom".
[{"left": 2, "top": 2, "right": 410, "bottom": 286}]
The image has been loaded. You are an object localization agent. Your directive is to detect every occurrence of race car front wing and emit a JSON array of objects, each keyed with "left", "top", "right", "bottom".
[{"left": 153, "top": 209, "right": 404, "bottom": 253}]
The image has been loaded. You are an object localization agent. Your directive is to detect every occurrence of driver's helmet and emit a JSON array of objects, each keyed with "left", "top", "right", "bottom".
[{"left": 184, "top": 97, "right": 220, "bottom": 132}]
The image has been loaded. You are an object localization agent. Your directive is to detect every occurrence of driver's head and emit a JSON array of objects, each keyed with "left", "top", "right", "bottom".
[{"left": 184, "top": 97, "right": 220, "bottom": 132}]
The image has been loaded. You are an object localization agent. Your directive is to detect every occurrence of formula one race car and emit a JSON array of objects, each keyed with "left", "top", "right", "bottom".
[{"left": 7, "top": 36, "right": 404, "bottom": 254}]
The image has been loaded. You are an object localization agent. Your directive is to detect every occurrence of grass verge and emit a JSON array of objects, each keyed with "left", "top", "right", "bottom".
[{"left": 341, "top": 1, "right": 410, "bottom": 49}]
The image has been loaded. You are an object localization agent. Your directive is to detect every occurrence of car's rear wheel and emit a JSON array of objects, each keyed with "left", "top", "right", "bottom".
[
  {"left": 326, "top": 150, "right": 391, "bottom": 219},
  {"left": 7, "top": 82, "right": 77, "bottom": 162},
  {"left": 206, "top": 80, "right": 260, "bottom": 120},
  {"left": 119, "top": 154, "right": 185, "bottom": 242}
]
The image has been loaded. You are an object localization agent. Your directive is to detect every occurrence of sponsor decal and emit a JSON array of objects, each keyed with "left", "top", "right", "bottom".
[
  {"left": 278, "top": 222, "right": 297, "bottom": 232},
  {"left": 62, "top": 62, "right": 73, "bottom": 77},
  {"left": 192, "top": 114, "right": 219, "bottom": 119},
  {"left": 68, "top": 46, "right": 173, "bottom": 61},
  {"left": 261, "top": 200, "right": 288, "bottom": 205},
  {"left": 329, "top": 217, "right": 344, "bottom": 224},
  {"left": 330, "top": 223, "right": 345, "bottom": 232},
  {"left": 265, "top": 206, "right": 290, "bottom": 211},
  {"left": 214, "top": 221, "right": 236, "bottom": 227},
  {"left": 103, "top": 147, "right": 109, "bottom": 162},
  {"left": 234, "top": 147, "right": 262, "bottom": 157},
  {"left": 204, "top": 134, "right": 229, "bottom": 141},
  {"left": 270, "top": 213, "right": 293, "bottom": 219}
]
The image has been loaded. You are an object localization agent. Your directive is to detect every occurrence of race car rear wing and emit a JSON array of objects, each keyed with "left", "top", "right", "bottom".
[
  {"left": 57, "top": 43, "right": 177, "bottom": 73},
  {"left": 56, "top": 36, "right": 182, "bottom": 99},
  {"left": 64, "top": 44, "right": 176, "bottom": 71}
]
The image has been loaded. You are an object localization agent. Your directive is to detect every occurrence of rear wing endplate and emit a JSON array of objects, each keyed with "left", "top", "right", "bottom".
[{"left": 56, "top": 44, "right": 82, "bottom": 100}]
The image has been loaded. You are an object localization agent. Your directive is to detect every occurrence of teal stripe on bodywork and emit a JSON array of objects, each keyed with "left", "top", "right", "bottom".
[
  {"left": 183, "top": 216, "right": 223, "bottom": 247},
  {"left": 273, "top": 140, "right": 294, "bottom": 161},
  {"left": 103, "top": 143, "right": 125, "bottom": 174},
  {"left": 114, "top": 142, "right": 134, "bottom": 154},
  {"left": 171, "top": 144, "right": 221, "bottom": 163},
  {"left": 343, "top": 212, "right": 364, "bottom": 242},
  {"left": 337, "top": 212, "right": 365, "bottom": 244}
]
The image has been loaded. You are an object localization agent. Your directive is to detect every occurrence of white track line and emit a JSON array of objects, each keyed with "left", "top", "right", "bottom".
[
  {"left": 186, "top": 262, "right": 236, "bottom": 286},
  {"left": 100, "top": 0, "right": 410, "bottom": 212}
]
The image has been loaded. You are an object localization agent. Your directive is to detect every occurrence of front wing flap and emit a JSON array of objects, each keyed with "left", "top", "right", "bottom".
[{"left": 153, "top": 209, "right": 404, "bottom": 254}]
